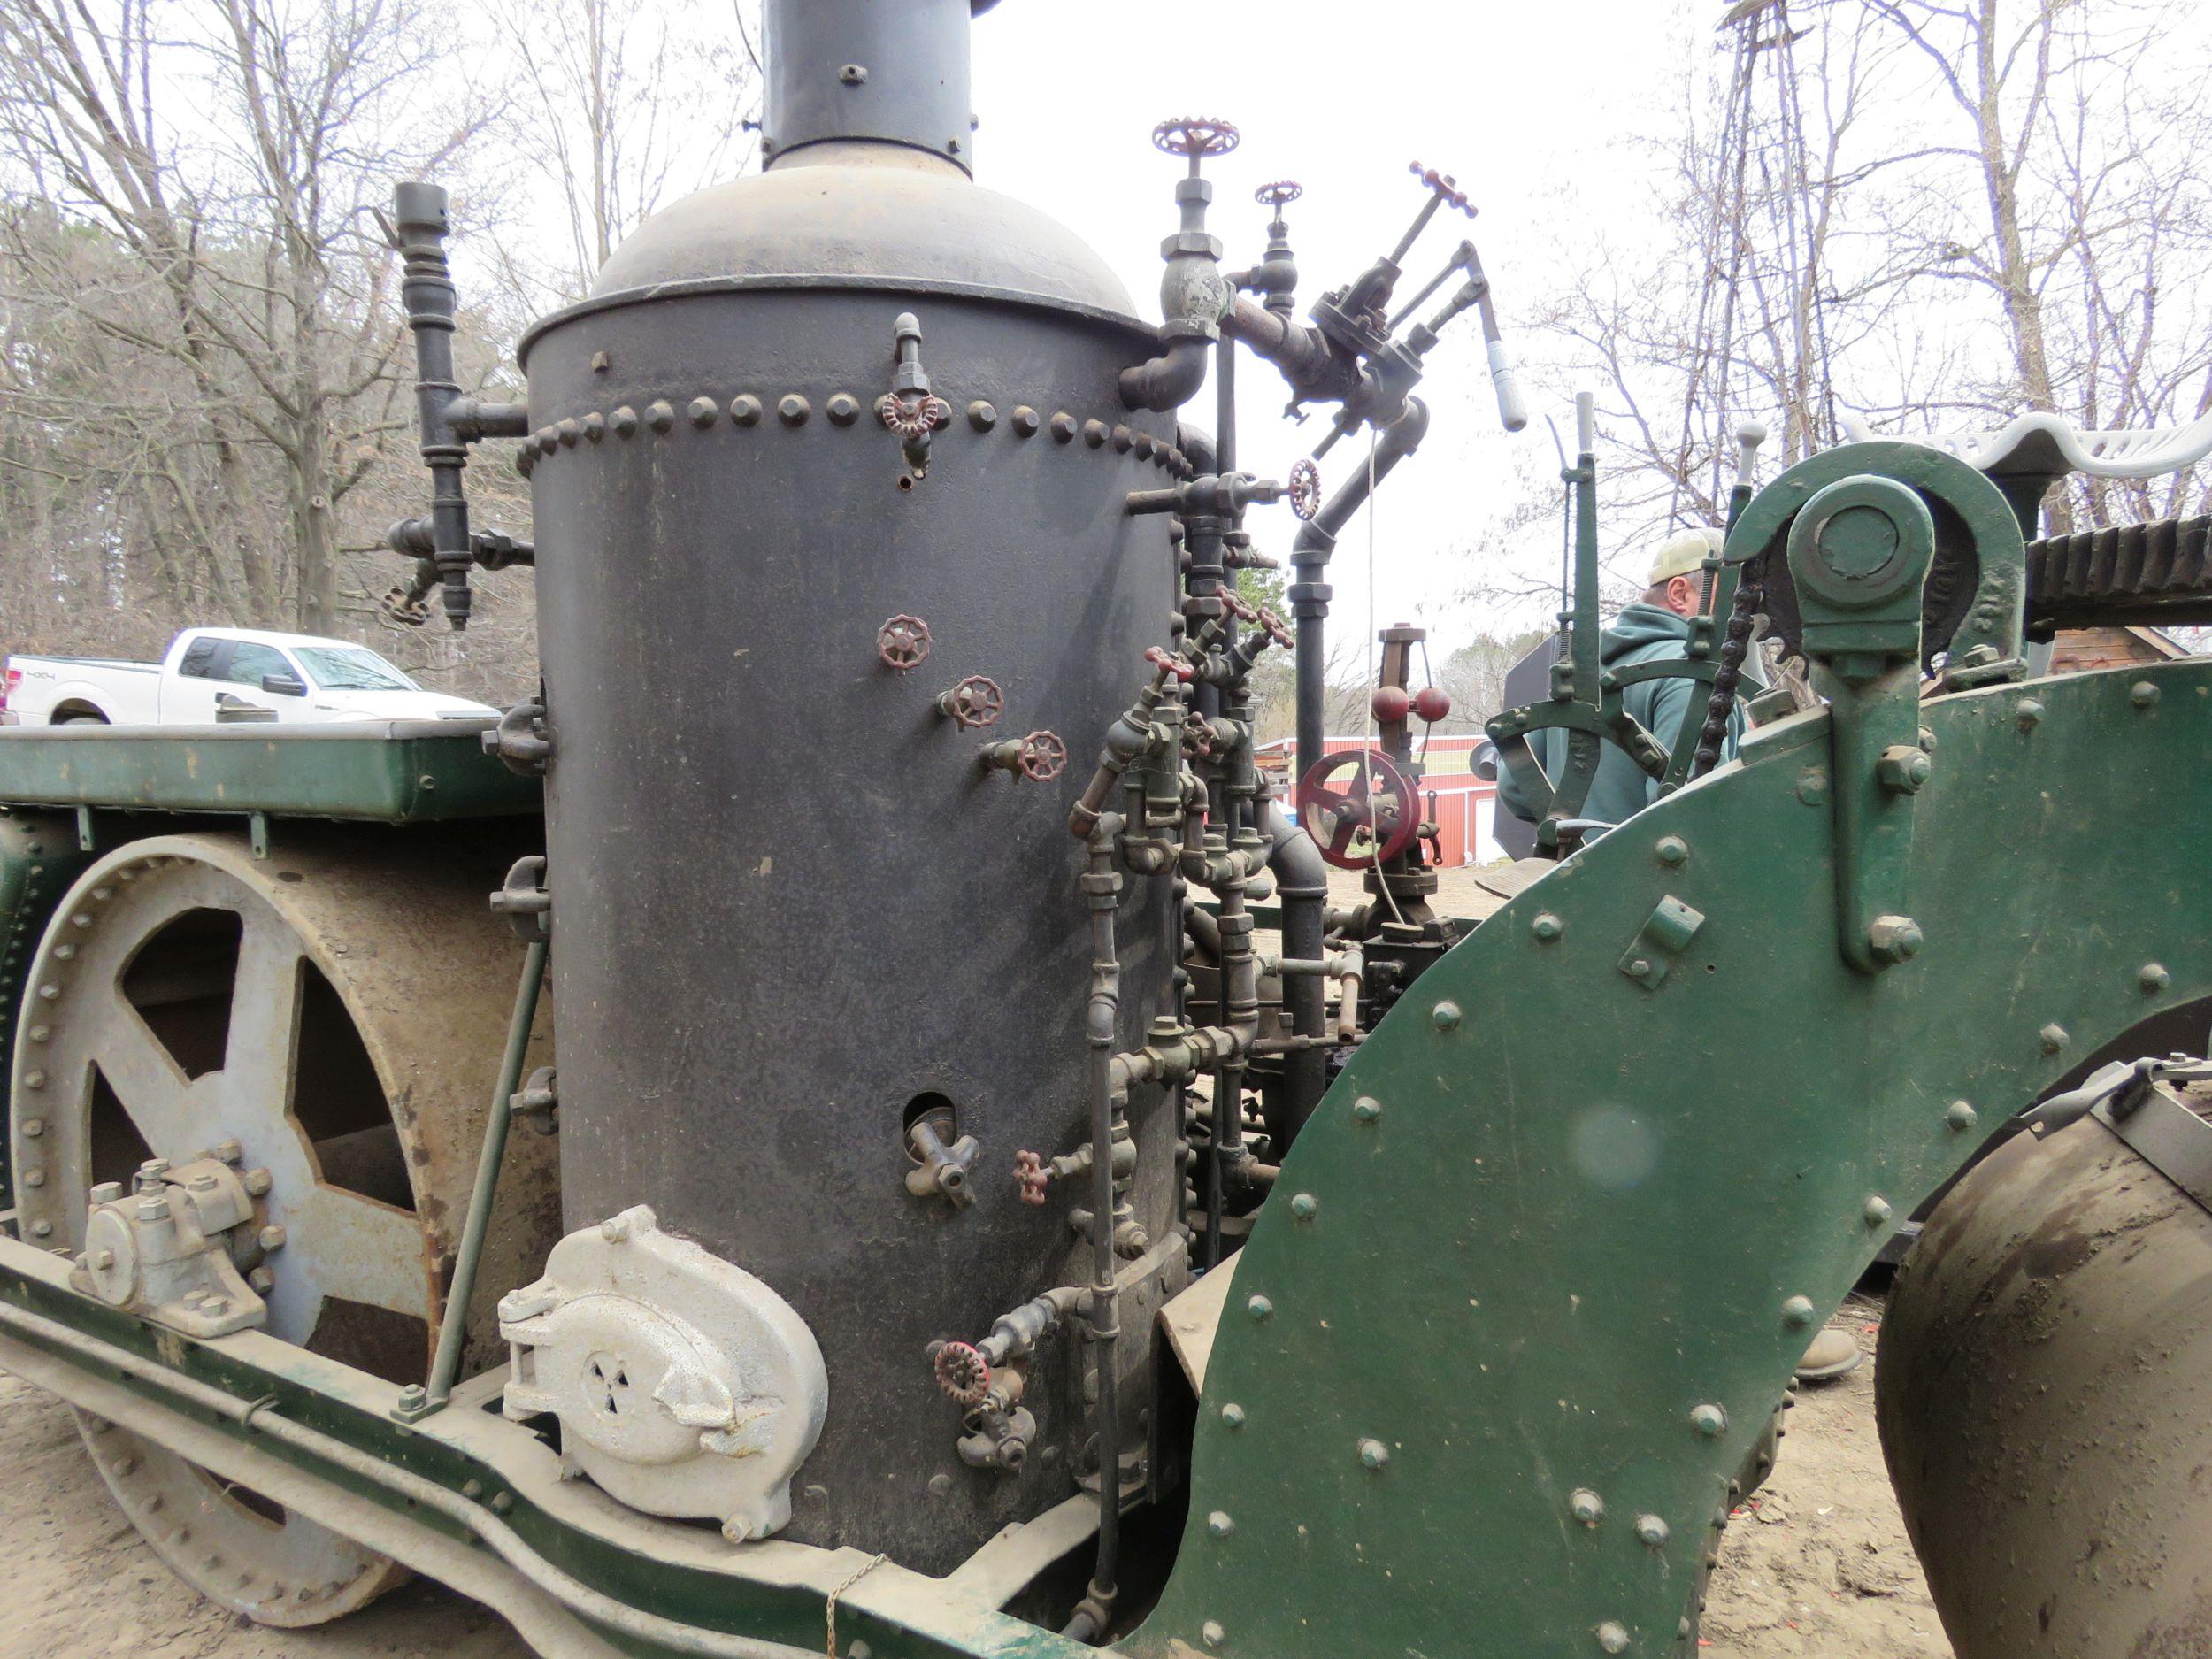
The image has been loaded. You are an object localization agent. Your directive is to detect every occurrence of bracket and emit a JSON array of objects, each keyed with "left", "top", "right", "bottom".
[{"left": 1783, "top": 473, "right": 1936, "bottom": 973}]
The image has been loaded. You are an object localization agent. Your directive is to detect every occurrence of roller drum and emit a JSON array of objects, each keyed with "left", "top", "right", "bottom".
[{"left": 1878, "top": 1106, "right": 2212, "bottom": 1657}]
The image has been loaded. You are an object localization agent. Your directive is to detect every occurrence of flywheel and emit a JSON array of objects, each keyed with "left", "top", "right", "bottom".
[{"left": 7, "top": 828, "right": 557, "bottom": 1625}]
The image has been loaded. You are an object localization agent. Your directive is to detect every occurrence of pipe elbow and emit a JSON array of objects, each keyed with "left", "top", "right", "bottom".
[
  {"left": 1119, "top": 336, "right": 1211, "bottom": 413},
  {"left": 1262, "top": 800, "right": 1328, "bottom": 897}
]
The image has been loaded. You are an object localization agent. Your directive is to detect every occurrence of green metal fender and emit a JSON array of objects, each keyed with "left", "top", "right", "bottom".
[{"left": 1133, "top": 657, "right": 2212, "bottom": 1659}]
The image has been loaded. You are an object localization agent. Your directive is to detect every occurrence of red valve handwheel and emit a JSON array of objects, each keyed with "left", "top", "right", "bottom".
[
  {"left": 934, "top": 1340, "right": 992, "bottom": 1405},
  {"left": 1297, "top": 749, "right": 1421, "bottom": 870},
  {"left": 1146, "top": 645, "right": 1196, "bottom": 683},
  {"left": 942, "top": 675, "right": 1004, "bottom": 729},
  {"left": 1153, "top": 117, "right": 1240, "bottom": 158},
  {"left": 877, "top": 615, "right": 932, "bottom": 671},
  {"left": 878, "top": 392, "right": 951, "bottom": 439},
  {"left": 1018, "top": 731, "right": 1069, "bottom": 782},
  {"left": 1287, "top": 457, "right": 1321, "bottom": 522}
]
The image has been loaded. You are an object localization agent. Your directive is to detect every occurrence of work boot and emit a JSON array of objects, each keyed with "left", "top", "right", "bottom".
[{"left": 1794, "top": 1326, "right": 1863, "bottom": 1384}]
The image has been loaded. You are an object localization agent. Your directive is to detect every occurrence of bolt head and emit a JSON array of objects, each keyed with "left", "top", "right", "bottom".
[
  {"left": 927, "top": 1473, "right": 953, "bottom": 1498},
  {"left": 1945, "top": 1100, "right": 1978, "bottom": 1133},
  {"left": 258, "top": 1224, "right": 287, "bottom": 1251},
  {"left": 1431, "top": 1000, "right": 1462, "bottom": 1031},
  {"left": 1246, "top": 1294, "right": 1272, "bottom": 1321},
  {"left": 1866, "top": 915, "right": 1924, "bottom": 964},
  {"left": 1654, "top": 835, "right": 1688, "bottom": 867},
  {"left": 89, "top": 1181, "right": 122, "bottom": 1206},
  {"left": 1207, "top": 1509, "right": 1235, "bottom": 1538},
  {"left": 1220, "top": 1402, "right": 1245, "bottom": 1429},
  {"left": 1634, "top": 1514, "right": 1670, "bottom": 1547},
  {"left": 242, "top": 1167, "right": 273, "bottom": 1196},
  {"left": 1201, "top": 1621, "right": 1226, "bottom": 1648},
  {"left": 1781, "top": 1295, "right": 1816, "bottom": 1329},
  {"left": 1352, "top": 1096, "right": 1382, "bottom": 1123},
  {"left": 212, "top": 1139, "right": 242, "bottom": 1164},
  {"left": 1289, "top": 1192, "right": 1317, "bottom": 1220},
  {"left": 1875, "top": 744, "right": 1932, "bottom": 794},
  {"left": 1357, "top": 1437, "right": 1390, "bottom": 1469},
  {"left": 2131, "top": 680, "right": 2160, "bottom": 708},
  {"left": 89, "top": 1248, "right": 114, "bottom": 1271},
  {"left": 135, "top": 1196, "right": 170, "bottom": 1222},
  {"left": 2039, "top": 1022, "right": 2070, "bottom": 1055},
  {"left": 2015, "top": 697, "right": 2045, "bottom": 726},
  {"left": 248, "top": 1267, "right": 274, "bottom": 1293},
  {"left": 2140, "top": 963, "right": 2170, "bottom": 995},
  {"left": 1863, "top": 1194, "right": 1893, "bottom": 1227},
  {"left": 1690, "top": 1403, "right": 1727, "bottom": 1438},
  {"left": 1596, "top": 1620, "right": 1632, "bottom": 1654},
  {"left": 1570, "top": 1487, "right": 1604, "bottom": 1525},
  {"left": 396, "top": 1385, "right": 427, "bottom": 1409},
  {"left": 1531, "top": 912, "right": 1564, "bottom": 942}
]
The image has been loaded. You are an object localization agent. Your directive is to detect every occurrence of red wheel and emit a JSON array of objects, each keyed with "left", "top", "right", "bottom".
[
  {"left": 1018, "top": 731, "right": 1068, "bottom": 782},
  {"left": 1152, "top": 117, "right": 1240, "bottom": 158},
  {"left": 939, "top": 675, "right": 1004, "bottom": 729},
  {"left": 877, "top": 615, "right": 932, "bottom": 671},
  {"left": 1297, "top": 750, "right": 1420, "bottom": 870},
  {"left": 933, "top": 1341, "right": 992, "bottom": 1405},
  {"left": 1287, "top": 457, "right": 1321, "bottom": 522}
]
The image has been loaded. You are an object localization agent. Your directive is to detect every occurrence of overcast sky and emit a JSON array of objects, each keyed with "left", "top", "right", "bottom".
[{"left": 965, "top": 0, "right": 1703, "bottom": 660}]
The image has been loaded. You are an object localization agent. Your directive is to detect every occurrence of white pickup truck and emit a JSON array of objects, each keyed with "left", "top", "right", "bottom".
[{"left": 1, "top": 627, "right": 498, "bottom": 727}]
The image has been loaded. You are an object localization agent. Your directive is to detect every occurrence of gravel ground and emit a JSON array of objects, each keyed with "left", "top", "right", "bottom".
[{"left": 0, "top": 1292, "right": 1946, "bottom": 1658}]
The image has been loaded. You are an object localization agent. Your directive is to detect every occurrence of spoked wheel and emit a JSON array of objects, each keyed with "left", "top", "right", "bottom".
[{"left": 9, "top": 830, "right": 557, "bottom": 1625}]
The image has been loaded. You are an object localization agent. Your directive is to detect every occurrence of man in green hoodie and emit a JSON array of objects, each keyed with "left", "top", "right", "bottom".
[{"left": 1497, "top": 526, "right": 1751, "bottom": 833}]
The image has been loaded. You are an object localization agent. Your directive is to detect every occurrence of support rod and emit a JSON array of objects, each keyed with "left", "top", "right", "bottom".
[{"left": 424, "top": 937, "right": 548, "bottom": 1412}]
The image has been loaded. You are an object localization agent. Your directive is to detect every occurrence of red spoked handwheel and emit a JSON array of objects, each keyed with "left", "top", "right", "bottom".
[
  {"left": 1298, "top": 749, "right": 1421, "bottom": 869},
  {"left": 1017, "top": 731, "right": 1068, "bottom": 782}
]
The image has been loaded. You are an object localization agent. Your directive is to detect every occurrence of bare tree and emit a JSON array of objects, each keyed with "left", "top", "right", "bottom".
[
  {"left": 0, "top": 0, "right": 488, "bottom": 641},
  {"left": 488, "top": 0, "right": 758, "bottom": 310}
]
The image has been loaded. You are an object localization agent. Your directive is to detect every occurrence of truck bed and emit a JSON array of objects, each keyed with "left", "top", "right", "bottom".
[{"left": 0, "top": 719, "right": 540, "bottom": 822}]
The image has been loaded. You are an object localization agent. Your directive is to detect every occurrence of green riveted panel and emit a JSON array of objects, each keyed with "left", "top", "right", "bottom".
[{"left": 1135, "top": 658, "right": 2212, "bottom": 1659}]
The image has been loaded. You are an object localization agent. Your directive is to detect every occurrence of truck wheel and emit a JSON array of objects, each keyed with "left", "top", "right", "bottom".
[{"left": 7, "top": 829, "right": 558, "bottom": 1624}]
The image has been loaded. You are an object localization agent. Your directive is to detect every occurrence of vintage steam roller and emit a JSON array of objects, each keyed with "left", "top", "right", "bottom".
[{"left": 2, "top": 2, "right": 2210, "bottom": 1655}]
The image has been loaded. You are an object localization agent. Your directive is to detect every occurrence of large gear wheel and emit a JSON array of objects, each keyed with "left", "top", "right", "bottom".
[{"left": 8, "top": 828, "right": 558, "bottom": 1625}]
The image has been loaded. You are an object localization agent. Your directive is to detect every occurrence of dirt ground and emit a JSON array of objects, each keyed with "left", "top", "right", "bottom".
[{"left": 0, "top": 1294, "right": 1946, "bottom": 1659}]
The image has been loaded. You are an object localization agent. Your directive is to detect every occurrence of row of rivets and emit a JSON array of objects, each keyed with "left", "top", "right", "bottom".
[
  {"left": 12, "top": 856, "right": 142, "bottom": 1231},
  {"left": 519, "top": 396, "right": 1187, "bottom": 477}
]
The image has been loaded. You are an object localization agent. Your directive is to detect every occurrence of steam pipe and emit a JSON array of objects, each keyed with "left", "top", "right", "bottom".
[
  {"left": 1291, "top": 397, "right": 1432, "bottom": 819},
  {"left": 1262, "top": 798, "right": 1329, "bottom": 1136},
  {"left": 1221, "top": 299, "right": 1336, "bottom": 396},
  {"left": 392, "top": 182, "right": 478, "bottom": 631},
  {"left": 1066, "top": 819, "right": 1125, "bottom": 1640}
]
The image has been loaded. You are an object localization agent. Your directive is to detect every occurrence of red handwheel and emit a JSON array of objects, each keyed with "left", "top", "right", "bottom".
[{"left": 1297, "top": 749, "right": 1420, "bottom": 869}]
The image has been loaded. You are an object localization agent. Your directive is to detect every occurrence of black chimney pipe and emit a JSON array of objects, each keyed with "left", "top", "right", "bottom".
[{"left": 762, "top": 0, "right": 980, "bottom": 174}]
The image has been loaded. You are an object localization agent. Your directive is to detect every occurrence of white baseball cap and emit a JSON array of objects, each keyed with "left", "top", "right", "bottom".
[{"left": 1649, "top": 526, "right": 1725, "bottom": 586}]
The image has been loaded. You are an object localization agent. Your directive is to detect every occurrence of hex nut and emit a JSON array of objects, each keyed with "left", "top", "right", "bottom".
[
  {"left": 1866, "top": 915, "right": 1923, "bottom": 964},
  {"left": 1875, "top": 744, "right": 1932, "bottom": 795}
]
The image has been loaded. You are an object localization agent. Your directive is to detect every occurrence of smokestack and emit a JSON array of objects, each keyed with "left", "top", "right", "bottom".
[{"left": 761, "top": 0, "right": 978, "bottom": 175}]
